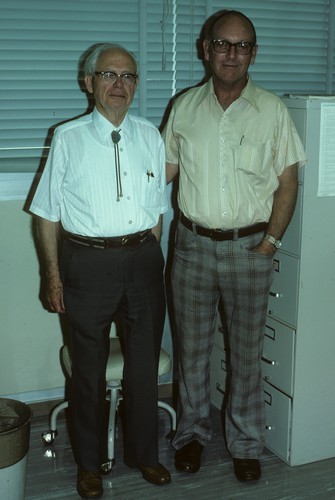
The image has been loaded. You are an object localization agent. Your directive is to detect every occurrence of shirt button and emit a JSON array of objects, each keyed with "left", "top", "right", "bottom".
[
  {"left": 120, "top": 148, "right": 123, "bottom": 152},
  {"left": 129, "top": 220, "right": 133, "bottom": 224},
  {"left": 127, "top": 196, "right": 131, "bottom": 200},
  {"left": 124, "top": 171, "right": 127, "bottom": 176}
]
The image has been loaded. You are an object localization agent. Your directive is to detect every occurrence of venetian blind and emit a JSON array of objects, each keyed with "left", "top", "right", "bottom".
[
  {"left": 172, "top": 0, "right": 334, "bottom": 95},
  {"left": 0, "top": 0, "right": 174, "bottom": 174},
  {"left": 0, "top": 0, "right": 334, "bottom": 180}
]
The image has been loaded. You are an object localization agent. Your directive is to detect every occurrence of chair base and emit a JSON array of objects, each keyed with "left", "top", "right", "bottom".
[
  {"left": 42, "top": 382, "right": 176, "bottom": 469},
  {"left": 101, "top": 459, "right": 115, "bottom": 475}
]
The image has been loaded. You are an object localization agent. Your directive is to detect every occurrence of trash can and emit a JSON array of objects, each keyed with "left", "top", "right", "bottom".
[{"left": 0, "top": 398, "right": 32, "bottom": 500}]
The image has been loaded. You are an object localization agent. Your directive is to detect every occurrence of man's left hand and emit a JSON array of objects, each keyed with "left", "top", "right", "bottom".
[{"left": 251, "top": 238, "right": 276, "bottom": 256}]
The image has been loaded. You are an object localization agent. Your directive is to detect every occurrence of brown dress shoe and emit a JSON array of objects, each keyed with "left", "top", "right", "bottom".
[
  {"left": 124, "top": 458, "right": 171, "bottom": 485},
  {"left": 77, "top": 466, "right": 103, "bottom": 498},
  {"left": 175, "top": 440, "right": 204, "bottom": 473},
  {"left": 233, "top": 458, "right": 261, "bottom": 481}
]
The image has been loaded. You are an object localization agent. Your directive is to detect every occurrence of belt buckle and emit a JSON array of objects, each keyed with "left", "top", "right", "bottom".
[{"left": 121, "top": 235, "right": 130, "bottom": 245}]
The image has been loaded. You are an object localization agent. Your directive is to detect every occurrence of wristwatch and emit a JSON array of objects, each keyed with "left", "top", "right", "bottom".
[{"left": 263, "top": 234, "right": 282, "bottom": 249}]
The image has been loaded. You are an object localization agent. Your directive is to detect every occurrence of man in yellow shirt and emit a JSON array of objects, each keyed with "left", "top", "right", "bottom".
[{"left": 163, "top": 10, "right": 306, "bottom": 482}]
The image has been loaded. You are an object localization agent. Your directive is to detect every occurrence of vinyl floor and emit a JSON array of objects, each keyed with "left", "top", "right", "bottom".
[{"left": 24, "top": 402, "right": 335, "bottom": 499}]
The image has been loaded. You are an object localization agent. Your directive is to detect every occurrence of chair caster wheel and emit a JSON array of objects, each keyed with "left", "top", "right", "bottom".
[
  {"left": 42, "top": 430, "right": 58, "bottom": 445},
  {"left": 43, "top": 448, "right": 57, "bottom": 459},
  {"left": 101, "top": 460, "right": 115, "bottom": 474}
]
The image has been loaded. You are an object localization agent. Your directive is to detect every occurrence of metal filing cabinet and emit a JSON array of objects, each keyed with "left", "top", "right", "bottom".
[{"left": 210, "top": 96, "right": 335, "bottom": 466}]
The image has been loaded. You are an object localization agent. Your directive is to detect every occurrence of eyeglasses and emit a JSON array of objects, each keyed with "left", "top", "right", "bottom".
[
  {"left": 94, "top": 71, "right": 138, "bottom": 86},
  {"left": 210, "top": 39, "right": 255, "bottom": 55}
]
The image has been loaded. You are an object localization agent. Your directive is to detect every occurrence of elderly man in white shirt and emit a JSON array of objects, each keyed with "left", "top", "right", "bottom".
[{"left": 30, "top": 43, "right": 170, "bottom": 498}]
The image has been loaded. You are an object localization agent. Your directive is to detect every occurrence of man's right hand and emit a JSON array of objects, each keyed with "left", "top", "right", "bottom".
[
  {"left": 46, "top": 275, "right": 65, "bottom": 313},
  {"left": 35, "top": 217, "right": 65, "bottom": 313}
]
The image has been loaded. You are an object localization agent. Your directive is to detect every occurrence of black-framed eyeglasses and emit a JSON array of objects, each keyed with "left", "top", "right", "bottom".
[
  {"left": 210, "top": 39, "right": 255, "bottom": 55},
  {"left": 94, "top": 71, "right": 138, "bottom": 86}
]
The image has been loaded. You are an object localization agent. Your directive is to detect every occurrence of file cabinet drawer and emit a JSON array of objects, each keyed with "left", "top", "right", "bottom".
[
  {"left": 210, "top": 345, "right": 227, "bottom": 411},
  {"left": 264, "top": 382, "right": 291, "bottom": 462},
  {"left": 267, "top": 253, "right": 299, "bottom": 327},
  {"left": 262, "top": 318, "right": 295, "bottom": 396}
]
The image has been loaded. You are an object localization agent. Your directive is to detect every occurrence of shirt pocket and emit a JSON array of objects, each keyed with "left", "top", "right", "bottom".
[
  {"left": 141, "top": 172, "right": 163, "bottom": 208},
  {"left": 234, "top": 137, "right": 274, "bottom": 177}
]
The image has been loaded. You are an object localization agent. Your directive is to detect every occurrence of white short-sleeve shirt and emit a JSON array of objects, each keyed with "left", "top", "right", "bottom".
[{"left": 30, "top": 108, "right": 168, "bottom": 237}]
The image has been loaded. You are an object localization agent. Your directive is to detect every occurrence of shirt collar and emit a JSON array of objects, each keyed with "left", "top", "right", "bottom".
[
  {"left": 239, "top": 77, "right": 260, "bottom": 111},
  {"left": 201, "top": 76, "right": 260, "bottom": 112},
  {"left": 92, "top": 107, "right": 132, "bottom": 145}
]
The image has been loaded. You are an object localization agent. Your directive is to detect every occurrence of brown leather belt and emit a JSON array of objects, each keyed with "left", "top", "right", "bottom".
[
  {"left": 66, "top": 229, "right": 152, "bottom": 249},
  {"left": 180, "top": 213, "right": 267, "bottom": 241}
]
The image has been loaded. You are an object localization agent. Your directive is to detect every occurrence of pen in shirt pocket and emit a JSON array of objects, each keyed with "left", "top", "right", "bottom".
[{"left": 147, "top": 170, "right": 154, "bottom": 182}]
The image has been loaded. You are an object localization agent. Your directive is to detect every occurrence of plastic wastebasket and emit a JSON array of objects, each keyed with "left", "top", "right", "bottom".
[{"left": 0, "top": 398, "right": 32, "bottom": 500}]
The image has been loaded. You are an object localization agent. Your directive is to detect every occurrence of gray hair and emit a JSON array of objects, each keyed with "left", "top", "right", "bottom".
[{"left": 83, "top": 43, "right": 138, "bottom": 76}]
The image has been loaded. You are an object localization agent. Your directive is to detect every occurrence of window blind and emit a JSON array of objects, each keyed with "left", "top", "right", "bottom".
[
  {"left": 0, "top": 0, "right": 173, "bottom": 175},
  {"left": 172, "top": 0, "right": 334, "bottom": 95},
  {"left": 0, "top": 0, "right": 334, "bottom": 186}
]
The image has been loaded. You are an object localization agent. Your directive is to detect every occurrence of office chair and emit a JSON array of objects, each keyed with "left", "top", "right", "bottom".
[{"left": 42, "top": 327, "right": 176, "bottom": 473}]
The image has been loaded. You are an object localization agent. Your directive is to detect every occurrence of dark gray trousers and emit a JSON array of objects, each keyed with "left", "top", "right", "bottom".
[{"left": 60, "top": 234, "right": 166, "bottom": 471}]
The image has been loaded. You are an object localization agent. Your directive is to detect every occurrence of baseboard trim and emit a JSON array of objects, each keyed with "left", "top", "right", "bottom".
[
  {"left": 11, "top": 383, "right": 174, "bottom": 418},
  {"left": 158, "top": 382, "right": 173, "bottom": 399},
  {"left": 2, "top": 388, "right": 65, "bottom": 405}
]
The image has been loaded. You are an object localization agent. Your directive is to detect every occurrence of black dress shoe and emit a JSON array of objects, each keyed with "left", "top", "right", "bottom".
[
  {"left": 124, "top": 458, "right": 171, "bottom": 485},
  {"left": 77, "top": 466, "right": 103, "bottom": 498},
  {"left": 233, "top": 458, "right": 261, "bottom": 481},
  {"left": 175, "top": 440, "right": 204, "bottom": 473}
]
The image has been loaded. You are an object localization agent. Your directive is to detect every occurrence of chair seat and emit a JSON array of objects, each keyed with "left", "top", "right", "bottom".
[
  {"left": 43, "top": 335, "right": 176, "bottom": 471},
  {"left": 62, "top": 337, "right": 171, "bottom": 381}
]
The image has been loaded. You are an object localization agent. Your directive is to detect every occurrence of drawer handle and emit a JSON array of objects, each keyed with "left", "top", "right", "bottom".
[
  {"left": 264, "top": 390, "right": 272, "bottom": 406},
  {"left": 216, "top": 383, "right": 225, "bottom": 396},
  {"left": 261, "top": 355, "right": 277, "bottom": 366},
  {"left": 269, "top": 291, "right": 281, "bottom": 298},
  {"left": 265, "top": 325, "right": 276, "bottom": 340},
  {"left": 265, "top": 425, "right": 273, "bottom": 431}
]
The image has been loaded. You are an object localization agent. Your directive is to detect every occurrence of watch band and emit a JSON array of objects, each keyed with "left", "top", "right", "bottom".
[{"left": 264, "top": 234, "right": 282, "bottom": 249}]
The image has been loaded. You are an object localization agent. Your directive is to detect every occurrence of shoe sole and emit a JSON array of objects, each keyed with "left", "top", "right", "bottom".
[{"left": 77, "top": 487, "right": 103, "bottom": 499}]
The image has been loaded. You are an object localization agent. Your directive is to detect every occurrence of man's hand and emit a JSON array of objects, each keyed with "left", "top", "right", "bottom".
[
  {"left": 251, "top": 238, "right": 276, "bottom": 256},
  {"left": 151, "top": 214, "right": 163, "bottom": 242},
  {"left": 46, "top": 274, "right": 65, "bottom": 313},
  {"left": 35, "top": 217, "right": 65, "bottom": 313}
]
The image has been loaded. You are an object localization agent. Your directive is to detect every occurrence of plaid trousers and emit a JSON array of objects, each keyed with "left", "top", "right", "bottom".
[{"left": 171, "top": 221, "right": 274, "bottom": 459}]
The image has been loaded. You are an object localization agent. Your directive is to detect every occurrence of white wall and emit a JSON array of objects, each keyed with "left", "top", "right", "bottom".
[
  {"left": 0, "top": 193, "right": 174, "bottom": 403},
  {"left": 0, "top": 200, "right": 65, "bottom": 400}
]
